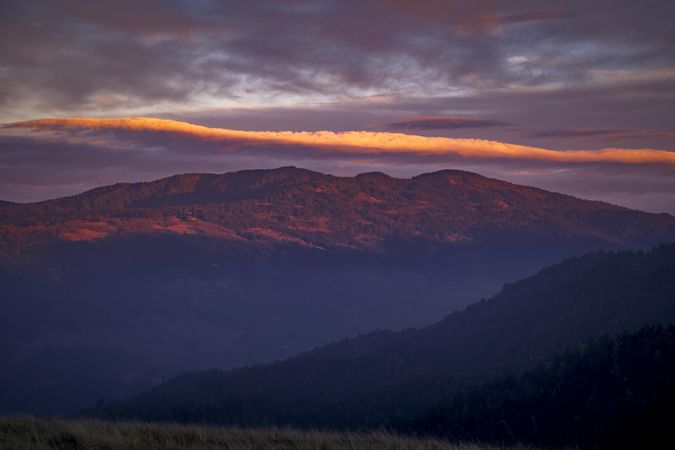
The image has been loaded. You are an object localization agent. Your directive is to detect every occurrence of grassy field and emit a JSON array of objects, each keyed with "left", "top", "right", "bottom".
[{"left": 0, "top": 416, "right": 528, "bottom": 450}]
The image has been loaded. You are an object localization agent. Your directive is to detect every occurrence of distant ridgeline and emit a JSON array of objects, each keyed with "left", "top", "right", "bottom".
[
  {"left": 3, "top": 167, "right": 675, "bottom": 416},
  {"left": 87, "top": 244, "right": 675, "bottom": 448}
]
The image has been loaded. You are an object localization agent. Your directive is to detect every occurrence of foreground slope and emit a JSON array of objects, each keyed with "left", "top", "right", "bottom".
[
  {"left": 0, "top": 417, "right": 509, "bottom": 450},
  {"left": 1, "top": 167, "right": 674, "bottom": 415},
  {"left": 90, "top": 244, "right": 675, "bottom": 429}
]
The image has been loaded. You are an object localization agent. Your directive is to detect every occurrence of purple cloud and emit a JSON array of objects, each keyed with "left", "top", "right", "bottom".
[
  {"left": 384, "top": 116, "right": 511, "bottom": 131},
  {"left": 528, "top": 128, "right": 675, "bottom": 140}
]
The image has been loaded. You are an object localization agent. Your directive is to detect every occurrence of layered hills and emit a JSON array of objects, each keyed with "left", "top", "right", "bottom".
[
  {"left": 87, "top": 244, "right": 675, "bottom": 435},
  {"left": 1, "top": 167, "right": 674, "bottom": 415}
]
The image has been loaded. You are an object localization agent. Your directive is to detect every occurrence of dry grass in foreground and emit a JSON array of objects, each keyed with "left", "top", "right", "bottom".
[{"left": 0, "top": 416, "right": 529, "bottom": 450}]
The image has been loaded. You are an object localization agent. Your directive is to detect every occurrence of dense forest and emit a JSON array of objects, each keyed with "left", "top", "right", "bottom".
[
  {"left": 399, "top": 325, "right": 675, "bottom": 449},
  {"left": 87, "top": 244, "right": 675, "bottom": 449}
]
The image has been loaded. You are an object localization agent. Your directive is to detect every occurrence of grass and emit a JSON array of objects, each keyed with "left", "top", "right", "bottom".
[{"left": 0, "top": 416, "right": 529, "bottom": 450}]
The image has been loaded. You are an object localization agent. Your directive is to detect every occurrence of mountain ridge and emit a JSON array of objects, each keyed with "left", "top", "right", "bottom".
[
  {"left": 0, "top": 166, "right": 650, "bottom": 211},
  {"left": 2, "top": 167, "right": 673, "bottom": 253}
]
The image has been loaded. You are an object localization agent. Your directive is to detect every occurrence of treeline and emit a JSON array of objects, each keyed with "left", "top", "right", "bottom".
[
  {"left": 92, "top": 326, "right": 675, "bottom": 448},
  {"left": 398, "top": 325, "right": 675, "bottom": 449}
]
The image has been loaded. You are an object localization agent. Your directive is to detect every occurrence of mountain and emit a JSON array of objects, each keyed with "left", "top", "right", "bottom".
[
  {"left": 1, "top": 167, "right": 674, "bottom": 415},
  {"left": 2, "top": 166, "right": 674, "bottom": 253},
  {"left": 87, "top": 244, "right": 675, "bottom": 431}
]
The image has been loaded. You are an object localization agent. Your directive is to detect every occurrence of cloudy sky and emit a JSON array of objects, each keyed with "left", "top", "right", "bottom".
[{"left": 1, "top": 0, "right": 674, "bottom": 213}]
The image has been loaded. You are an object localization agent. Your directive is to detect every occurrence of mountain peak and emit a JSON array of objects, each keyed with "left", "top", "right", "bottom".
[
  {"left": 355, "top": 171, "right": 393, "bottom": 180},
  {"left": 412, "top": 169, "right": 492, "bottom": 184},
  {"left": 235, "top": 166, "right": 323, "bottom": 178}
]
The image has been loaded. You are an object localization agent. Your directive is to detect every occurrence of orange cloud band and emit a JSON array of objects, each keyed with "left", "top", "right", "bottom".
[{"left": 9, "top": 117, "right": 675, "bottom": 165}]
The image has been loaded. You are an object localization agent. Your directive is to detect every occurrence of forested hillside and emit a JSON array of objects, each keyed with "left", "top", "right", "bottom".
[
  {"left": 400, "top": 325, "right": 675, "bottom": 449},
  {"left": 88, "top": 244, "right": 675, "bottom": 441}
]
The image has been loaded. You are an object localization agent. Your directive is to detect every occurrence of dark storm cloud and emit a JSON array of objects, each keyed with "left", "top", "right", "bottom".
[{"left": 2, "top": 0, "right": 675, "bottom": 120}]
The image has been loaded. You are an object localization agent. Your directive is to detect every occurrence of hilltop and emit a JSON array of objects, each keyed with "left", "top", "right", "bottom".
[{"left": 1, "top": 166, "right": 673, "bottom": 253}]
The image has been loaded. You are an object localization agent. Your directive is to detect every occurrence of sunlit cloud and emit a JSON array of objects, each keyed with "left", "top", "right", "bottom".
[
  {"left": 1, "top": 116, "right": 675, "bottom": 214},
  {"left": 8, "top": 117, "right": 675, "bottom": 166}
]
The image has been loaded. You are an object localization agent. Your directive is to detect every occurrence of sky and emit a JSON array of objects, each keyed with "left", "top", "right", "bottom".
[{"left": 1, "top": 0, "right": 674, "bottom": 213}]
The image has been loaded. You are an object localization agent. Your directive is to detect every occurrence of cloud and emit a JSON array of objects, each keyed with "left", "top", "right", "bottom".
[
  {"left": 2, "top": 117, "right": 675, "bottom": 214},
  {"left": 7, "top": 117, "right": 675, "bottom": 166},
  {"left": 1, "top": 0, "right": 674, "bottom": 122},
  {"left": 528, "top": 128, "right": 675, "bottom": 140},
  {"left": 384, "top": 116, "right": 511, "bottom": 131},
  {"left": 1, "top": 2, "right": 673, "bottom": 213}
]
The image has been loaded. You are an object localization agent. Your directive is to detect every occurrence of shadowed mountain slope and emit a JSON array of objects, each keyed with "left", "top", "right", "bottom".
[
  {"left": 88, "top": 244, "right": 675, "bottom": 430},
  {"left": 400, "top": 325, "right": 675, "bottom": 449}
]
